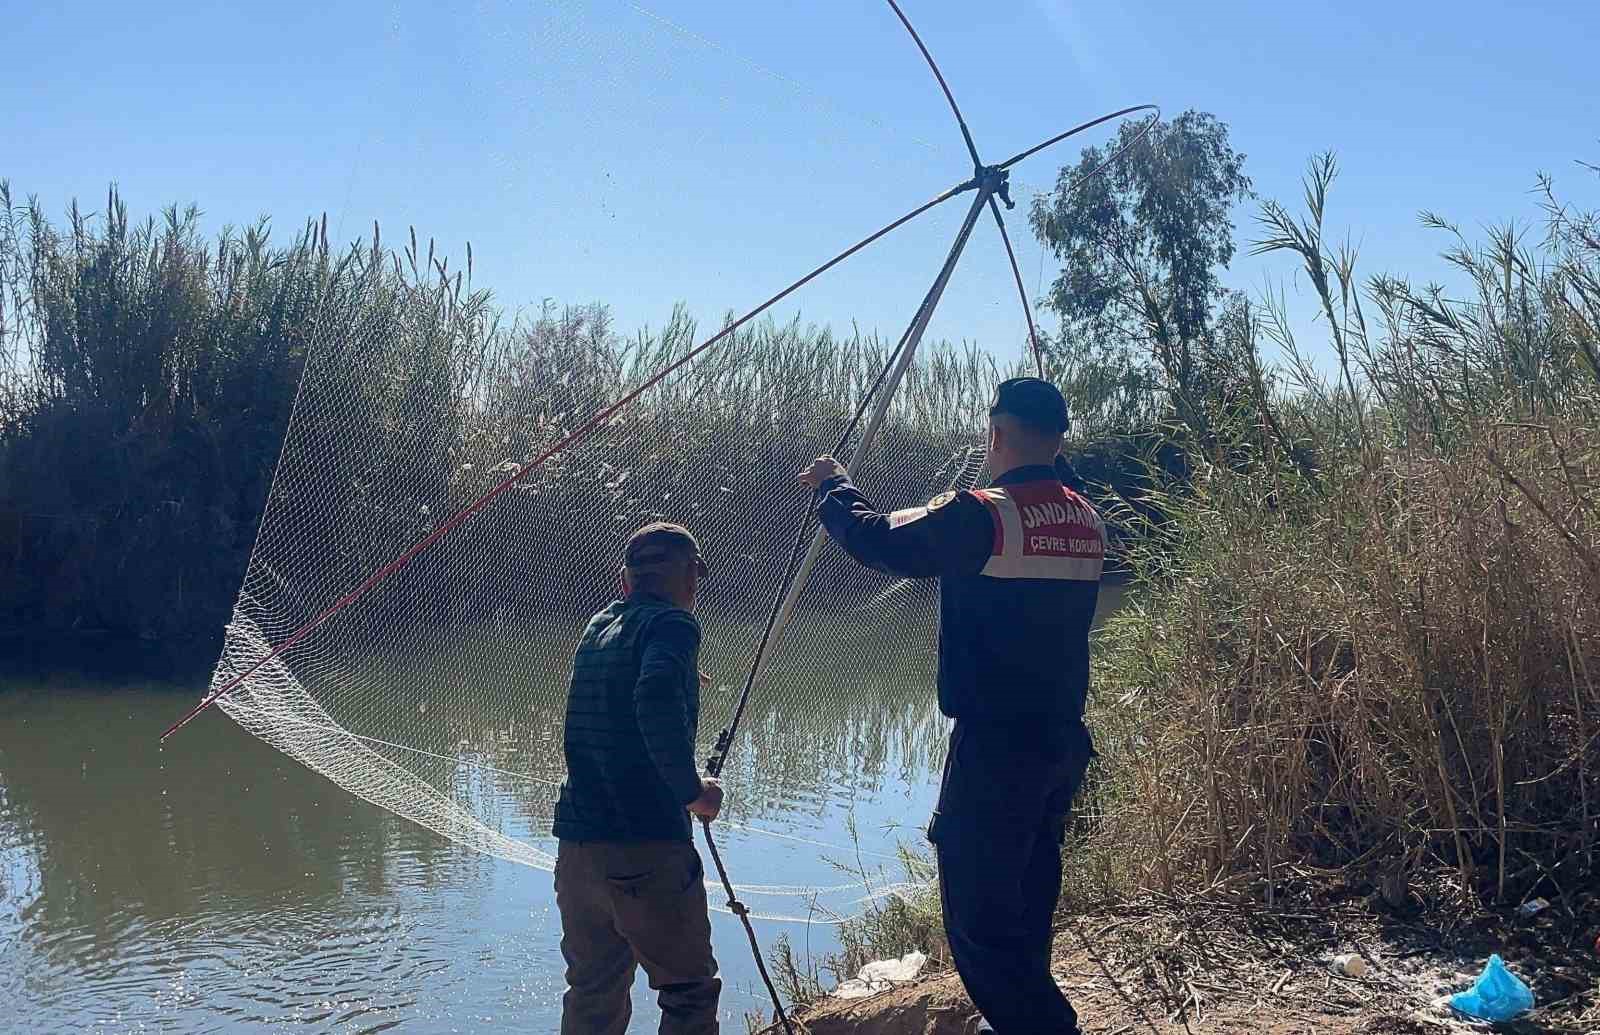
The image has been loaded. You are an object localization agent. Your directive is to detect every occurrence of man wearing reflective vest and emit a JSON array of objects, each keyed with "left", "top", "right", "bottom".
[{"left": 798, "top": 377, "right": 1104, "bottom": 1035}]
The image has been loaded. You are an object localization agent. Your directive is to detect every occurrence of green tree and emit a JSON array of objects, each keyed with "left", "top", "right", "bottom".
[{"left": 1030, "top": 110, "right": 1252, "bottom": 437}]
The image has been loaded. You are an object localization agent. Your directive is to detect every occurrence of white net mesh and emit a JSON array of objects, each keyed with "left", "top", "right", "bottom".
[
  {"left": 178, "top": 0, "right": 1148, "bottom": 924},
  {"left": 210, "top": 276, "right": 1005, "bottom": 907}
]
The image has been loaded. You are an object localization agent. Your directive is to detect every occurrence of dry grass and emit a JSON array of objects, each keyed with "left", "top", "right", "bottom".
[
  {"left": 1082, "top": 424, "right": 1600, "bottom": 907},
  {"left": 1077, "top": 157, "right": 1600, "bottom": 914}
]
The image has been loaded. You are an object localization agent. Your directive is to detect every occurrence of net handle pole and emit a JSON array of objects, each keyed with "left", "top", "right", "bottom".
[
  {"left": 708, "top": 172, "right": 998, "bottom": 776},
  {"left": 698, "top": 817, "right": 797, "bottom": 1035},
  {"left": 850, "top": 182, "right": 994, "bottom": 473},
  {"left": 696, "top": 175, "right": 995, "bottom": 1035}
]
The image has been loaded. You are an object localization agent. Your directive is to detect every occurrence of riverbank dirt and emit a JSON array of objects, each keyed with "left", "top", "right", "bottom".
[{"left": 760, "top": 889, "right": 1600, "bottom": 1035}]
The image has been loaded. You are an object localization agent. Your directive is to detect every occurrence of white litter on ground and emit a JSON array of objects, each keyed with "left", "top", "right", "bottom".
[{"left": 831, "top": 951, "right": 929, "bottom": 999}]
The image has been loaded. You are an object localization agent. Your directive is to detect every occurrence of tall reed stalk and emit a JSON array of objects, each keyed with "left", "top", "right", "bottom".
[{"left": 1081, "top": 156, "right": 1600, "bottom": 905}]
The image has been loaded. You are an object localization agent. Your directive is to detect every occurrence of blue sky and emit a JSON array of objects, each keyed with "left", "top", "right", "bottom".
[{"left": 6, "top": 0, "right": 1596, "bottom": 368}]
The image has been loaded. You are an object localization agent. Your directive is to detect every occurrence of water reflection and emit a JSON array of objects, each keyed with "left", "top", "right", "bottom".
[
  {"left": 0, "top": 673, "right": 940, "bottom": 1032},
  {"left": 0, "top": 584, "right": 1121, "bottom": 1031},
  {"left": 2, "top": 687, "right": 502, "bottom": 1031}
]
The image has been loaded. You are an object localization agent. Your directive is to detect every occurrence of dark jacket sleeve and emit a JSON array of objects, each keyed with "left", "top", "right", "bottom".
[
  {"left": 814, "top": 476, "right": 993, "bottom": 578},
  {"left": 634, "top": 610, "right": 705, "bottom": 806}
]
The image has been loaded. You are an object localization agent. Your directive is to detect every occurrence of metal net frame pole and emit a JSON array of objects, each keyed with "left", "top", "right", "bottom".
[
  {"left": 706, "top": 171, "right": 1001, "bottom": 779},
  {"left": 700, "top": 172, "right": 999, "bottom": 1035}
]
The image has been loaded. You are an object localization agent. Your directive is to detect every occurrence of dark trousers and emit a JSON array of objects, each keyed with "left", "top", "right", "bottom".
[
  {"left": 555, "top": 839, "right": 722, "bottom": 1035},
  {"left": 929, "top": 721, "right": 1092, "bottom": 1035}
]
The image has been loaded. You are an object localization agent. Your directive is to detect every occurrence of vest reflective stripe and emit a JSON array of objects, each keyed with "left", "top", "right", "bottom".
[
  {"left": 975, "top": 482, "right": 1105, "bottom": 582},
  {"left": 888, "top": 506, "right": 928, "bottom": 529}
]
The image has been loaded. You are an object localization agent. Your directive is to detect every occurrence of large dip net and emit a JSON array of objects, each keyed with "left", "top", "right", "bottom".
[
  {"left": 208, "top": 292, "right": 997, "bottom": 880},
  {"left": 163, "top": 3, "right": 1156, "bottom": 948}
]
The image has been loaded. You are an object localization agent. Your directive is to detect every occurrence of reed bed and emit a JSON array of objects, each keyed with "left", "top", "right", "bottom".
[
  {"left": 0, "top": 182, "right": 1041, "bottom": 663},
  {"left": 1078, "top": 156, "right": 1600, "bottom": 910}
]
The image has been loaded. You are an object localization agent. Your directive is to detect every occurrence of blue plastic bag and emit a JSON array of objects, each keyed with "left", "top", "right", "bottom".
[{"left": 1448, "top": 954, "right": 1534, "bottom": 1021}]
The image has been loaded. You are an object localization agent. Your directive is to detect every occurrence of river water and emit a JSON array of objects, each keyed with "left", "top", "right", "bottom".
[{"left": 1, "top": 588, "right": 1123, "bottom": 1033}]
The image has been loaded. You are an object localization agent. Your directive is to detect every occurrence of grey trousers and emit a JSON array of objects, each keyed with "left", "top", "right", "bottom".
[{"left": 555, "top": 839, "right": 721, "bottom": 1035}]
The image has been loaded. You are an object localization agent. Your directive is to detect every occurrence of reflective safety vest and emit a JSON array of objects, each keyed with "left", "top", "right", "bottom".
[
  {"left": 936, "top": 477, "right": 1104, "bottom": 730},
  {"left": 972, "top": 481, "right": 1105, "bottom": 583}
]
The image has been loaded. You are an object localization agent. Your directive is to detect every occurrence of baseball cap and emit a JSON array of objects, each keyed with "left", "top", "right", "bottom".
[
  {"left": 624, "top": 522, "right": 709, "bottom": 579},
  {"left": 989, "top": 376, "right": 1069, "bottom": 435}
]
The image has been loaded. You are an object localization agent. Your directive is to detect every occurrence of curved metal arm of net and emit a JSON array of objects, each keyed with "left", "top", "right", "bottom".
[
  {"left": 989, "top": 104, "right": 1163, "bottom": 378},
  {"left": 884, "top": 0, "right": 983, "bottom": 171}
]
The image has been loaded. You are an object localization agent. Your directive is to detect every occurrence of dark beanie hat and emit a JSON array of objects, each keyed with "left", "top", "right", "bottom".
[{"left": 989, "top": 376, "right": 1069, "bottom": 435}]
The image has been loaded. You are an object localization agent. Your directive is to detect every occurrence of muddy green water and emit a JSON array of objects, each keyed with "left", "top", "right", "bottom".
[{"left": 1, "top": 588, "right": 1124, "bottom": 1033}]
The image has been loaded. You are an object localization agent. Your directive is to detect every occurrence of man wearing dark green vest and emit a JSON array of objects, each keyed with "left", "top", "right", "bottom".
[{"left": 553, "top": 522, "right": 726, "bottom": 1035}]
